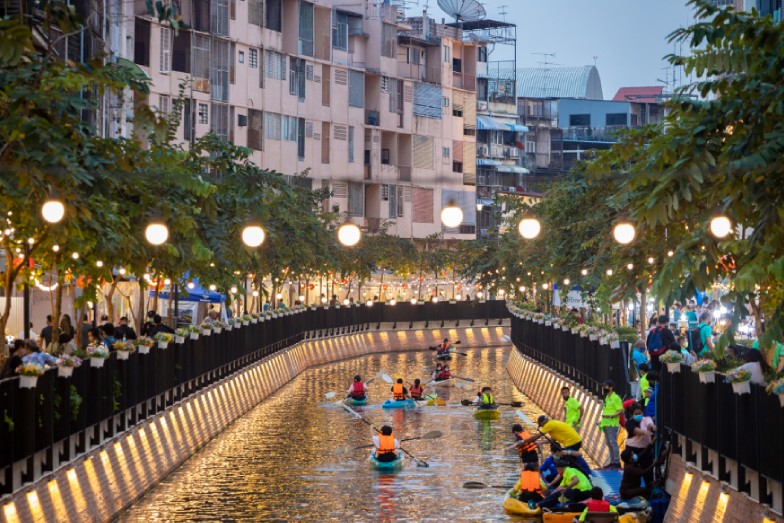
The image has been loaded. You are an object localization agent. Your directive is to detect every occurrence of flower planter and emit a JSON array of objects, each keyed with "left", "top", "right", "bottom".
[
  {"left": 589, "top": 334, "right": 598, "bottom": 341},
  {"left": 252, "top": 318, "right": 258, "bottom": 324},
  {"left": 214, "top": 328, "right": 222, "bottom": 334},
  {"left": 779, "top": 394, "right": 784, "bottom": 407},
  {"left": 599, "top": 337, "right": 608, "bottom": 345},
  {"left": 138, "top": 345, "right": 150, "bottom": 355},
  {"left": 732, "top": 381, "right": 751, "bottom": 395},
  {"left": 698, "top": 371, "right": 715, "bottom": 384},
  {"left": 545, "top": 321, "right": 552, "bottom": 326},
  {"left": 90, "top": 357, "right": 106, "bottom": 368},
  {"left": 157, "top": 341, "right": 169, "bottom": 349},
  {"left": 666, "top": 362, "right": 682, "bottom": 374},
  {"left": 242, "top": 321, "right": 249, "bottom": 326},
  {"left": 19, "top": 375, "right": 39, "bottom": 389},
  {"left": 580, "top": 332, "right": 588, "bottom": 338},
  {"left": 611, "top": 341, "right": 620, "bottom": 349},
  {"left": 116, "top": 350, "right": 130, "bottom": 360},
  {"left": 175, "top": 336, "right": 185, "bottom": 344},
  {"left": 225, "top": 324, "right": 232, "bottom": 331},
  {"left": 58, "top": 366, "right": 74, "bottom": 378},
  {"left": 571, "top": 328, "right": 580, "bottom": 334},
  {"left": 190, "top": 333, "right": 199, "bottom": 340},
  {"left": 201, "top": 329, "right": 211, "bottom": 336}
]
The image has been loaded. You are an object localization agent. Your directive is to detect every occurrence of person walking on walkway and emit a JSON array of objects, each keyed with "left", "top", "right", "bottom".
[
  {"left": 599, "top": 380, "right": 623, "bottom": 469},
  {"left": 646, "top": 315, "right": 676, "bottom": 372},
  {"left": 561, "top": 387, "right": 583, "bottom": 430}
]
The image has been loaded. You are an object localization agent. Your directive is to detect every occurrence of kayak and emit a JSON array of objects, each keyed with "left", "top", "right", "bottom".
[
  {"left": 473, "top": 406, "right": 500, "bottom": 420},
  {"left": 382, "top": 399, "right": 418, "bottom": 409},
  {"left": 435, "top": 353, "right": 452, "bottom": 361},
  {"left": 426, "top": 398, "right": 446, "bottom": 406},
  {"left": 543, "top": 511, "right": 649, "bottom": 522},
  {"left": 370, "top": 451, "right": 404, "bottom": 472},
  {"left": 345, "top": 396, "right": 367, "bottom": 406},
  {"left": 431, "top": 377, "right": 455, "bottom": 387},
  {"left": 503, "top": 488, "right": 542, "bottom": 517}
]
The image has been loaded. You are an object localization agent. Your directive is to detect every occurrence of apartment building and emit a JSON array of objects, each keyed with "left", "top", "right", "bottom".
[{"left": 124, "top": 0, "right": 480, "bottom": 239}]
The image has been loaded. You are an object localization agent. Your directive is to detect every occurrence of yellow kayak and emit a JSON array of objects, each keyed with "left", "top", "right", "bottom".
[{"left": 503, "top": 488, "right": 542, "bottom": 517}]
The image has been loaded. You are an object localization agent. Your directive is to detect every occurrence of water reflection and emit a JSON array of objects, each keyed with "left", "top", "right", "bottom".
[{"left": 119, "top": 347, "right": 557, "bottom": 522}]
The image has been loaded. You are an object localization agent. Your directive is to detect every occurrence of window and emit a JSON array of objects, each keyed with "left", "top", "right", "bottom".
[
  {"left": 198, "top": 103, "right": 208, "bottom": 124},
  {"left": 348, "top": 182, "right": 364, "bottom": 217},
  {"left": 192, "top": 34, "right": 210, "bottom": 80},
  {"left": 444, "top": 44, "right": 450, "bottom": 63},
  {"left": 389, "top": 185, "right": 404, "bottom": 218},
  {"left": 249, "top": 48, "right": 258, "bottom": 68},
  {"left": 193, "top": 0, "right": 210, "bottom": 32},
  {"left": 569, "top": 114, "right": 591, "bottom": 126},
  {"left": 413, "top": 82, "right": 442, "bottom": 118},
  {"left": 158, "top": 95, "right": 171, "bottom": 114},
  {"left": 452, "top": 161, "right": 463, "bottom": 173},
  {"left": 442, "top": 147, "right": 450, "bottom": 158},
  {"left": 289, "top": 58, "right": 305, "bottom": 100},
  {"left": 333, "top": 125, "right": 347, "bottom": 140},
  {"left": 381, "top": 76, "right": 390, "bottom": 92},
  {"left": 413, "top": 135, "right": 434, "bottom": 169},
  {"left": 606, "top": 113, "right": 628, "bottom": 126},
  {"left": 133, "top": 19, "right": 151, "bottom": 67},
  {"left": 348, "top": 126, "right": 355, "bottom": 162},
  {"left": 299, "top": 0, "right": 314, "bottom": 57},
  {"left": 210, "top": 103, "right": 229, "bottom": 141},
  {"left": 297, "top": 117, "right": 305, "bottom": 159},
  {"left": 238, "top": 51, "right": 244, "bottom": 64},
  {"left": 443, "top": 96, "right": 449, "bottom": 107},
  {"left": 249, "top": 0, "right": 264, "bottom": 27},
  {"left": 211, "top": 38, "right": 230, "bottom": 101},
  {"left": 248, "top": 109, "right": 263, "bottom": 151},
  {"left": 452, "top": 106, "right": 463, "bottom": 117},
  {"left": 452, "top": 58, "right": 461, "bottom": 73},
  {"left": 348, "top": 70, "right": 364, "bottom": 108},
  {"left": 266, "top": 0, "right": 282, "bottom": 31},
  {"left": 211, "top": 0, "right": 229, "bottom": 36},
  {"left": 159, "top": 27, "right": 171, "bottom": 74},
  {"left": 381, "top": 23, "right": 396, "bottom": 58},
  {"left": 332, "top": 11, "right": 348, "bottom": 51},
  {"left": 478, "top": 46, "right": 488, "bottom": 62},
  {"left": 265, "top": 50, "right": 286, "bottom": 80},
  {"left": 334, "top": 69, "right": 348, "bottom": 85},
  {"left": 264, "top": 112, "right": 281, "bottom": 140},
  {"left": 229, "top": 43, "right": 236, "bottom": 84},
  {"left": 281, "top": 115, "right": 298, "bottom": 141},
  {"left": 183, "top": 100, "right": 192, "bottom": 140},
  {"left": 230, "top": 0, "right": 236, "bottom": 19},
  {"left": 413, "top": 187, "right": 433, "bottom": 223},
  {"left": 172, "top": 30, "right": 190, "bottom": 73}
]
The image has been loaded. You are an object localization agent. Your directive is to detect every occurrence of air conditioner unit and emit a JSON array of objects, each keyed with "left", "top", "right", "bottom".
[
  {"left": 525, "top": 142, "right": 536, "bottom": 154},
  {"left": 477, "top": 101, "right": 488, "bottom": 111},
  {"left": 508, "top": 186, "right": 517, "bottom": 193},
  {"left": 506, "top": 148, "right": 519, "bottom": 158},
  {"left": 478, "top": 145, "right": 489, "bottom": 157}
]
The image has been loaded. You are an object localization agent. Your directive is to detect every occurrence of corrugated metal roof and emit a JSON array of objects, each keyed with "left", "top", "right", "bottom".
[{"left": 517, "top": 65, "right": 603, "bottom": 100}]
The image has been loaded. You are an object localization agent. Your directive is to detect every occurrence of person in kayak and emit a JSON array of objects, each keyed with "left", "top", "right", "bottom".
[
  {"left": 510, "top": 462, "right": 543, "bottom": 503},
  {"left": 577, "top": 487, "right": 618, "bottom": 521},
  {"left": 372, "top": 425, "right": 400, "bottom": 462},
  {"left": 434, "top": 364, "right": 452, "bottom": 381},
  {"left": 391, "top": 378, "right": 409, "bottom": 400},
  {"left": 506, "top": 424, "right": 540, "bottom": 464},
  {"left": 472, "top": 386, "right": 495, "bottom": 408},
  {"left": 409, "top": 378, "right": 424, "bottom": 400},
  {"left": 437, "top": 338, "right": 451, "bottom": 356},
  {"left": 346, "top": 375, "right": 367, "bottom": 401},
  {"left": 533, "top": 460, "right": 593, "bottom": 510}
]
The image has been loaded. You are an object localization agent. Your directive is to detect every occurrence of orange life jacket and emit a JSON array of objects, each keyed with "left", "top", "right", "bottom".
[
  {"left": 516, "top": 431, "right": 537, "bottom": 455},
  {"left": 393, "top": 383, "right": 405, "bottom": 400},
  {"left": 377, "top": 434, "right": 396, "bottom": 455},
  {"left": 410, "top": 384, "right": 423, "bottom": 398},
  {"left": 519, "top": 470, "right": 541, "bottom": 494}
]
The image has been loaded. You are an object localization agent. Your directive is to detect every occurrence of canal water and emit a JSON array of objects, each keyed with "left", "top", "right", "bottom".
[{"left": 119, "top": 347, "right": 562, "bottom": 522}]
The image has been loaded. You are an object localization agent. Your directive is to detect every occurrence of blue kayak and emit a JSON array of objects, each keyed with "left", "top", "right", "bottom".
[
  {"left": 370, "top": 451, "right": 404, "bottom": 472},
  {"left": 382, "top": 399, "right": 417, "bottom": 409},
  {"left": 345, "top": 396, "right": 367, "bottom": 406}
]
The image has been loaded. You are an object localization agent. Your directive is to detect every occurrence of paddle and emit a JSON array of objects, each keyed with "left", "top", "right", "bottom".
[
  {"left": 325, "top": 378, "right": 376, "bottom": 401},
  {"left": 341, "top": 403, "right": 430, "bottom": 467},
  {"left": 459, "top": 399, "right": 523, "bottom": 407},
  {"left": 463, "top": 481, "right": 516, "bottom": 490},
  {"left": 353, "top": 430, "right": 443, "bottom": 449}
]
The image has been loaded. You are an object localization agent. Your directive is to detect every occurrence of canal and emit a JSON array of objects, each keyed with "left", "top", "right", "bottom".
[{"left": 119, "top": 346, "right": 560, "bottom": 521}]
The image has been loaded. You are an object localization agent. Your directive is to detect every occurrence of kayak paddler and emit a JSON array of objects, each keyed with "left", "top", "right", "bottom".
[
  {"left": 346, "top": 375, "right": 367, "bottom": 401},
  {"left": 434, "top": 364, "right": 451, "bottom": 381},
  {"left": 372, "top": 425, "right": 400, "bottom": 463},
  {"left": 505, "top": 423, "right": 540, "bottom": 464},
  {"left": 472, "top": 386, "right": 495, "bottom": 408},
  {"left": 437, "top": 338, "right": 451, "bottom": 355},
  {"left": 409, "top": 378, "right": 424, "bottom": 400},
  {"left": 391, "top": 378, "right": 409, "bottom": 400},
  {"left": 510, "top": 462, "right": 544, "bottom": 503}
]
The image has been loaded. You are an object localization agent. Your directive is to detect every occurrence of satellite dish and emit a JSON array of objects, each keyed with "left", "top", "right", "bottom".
[{"left": 437, "top": 0, "right": 486, "bottom": 22}]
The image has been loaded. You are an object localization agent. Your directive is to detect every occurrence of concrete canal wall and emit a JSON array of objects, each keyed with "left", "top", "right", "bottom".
[{"left": 0, "top": 325, "right": 508, "bottom": 523}]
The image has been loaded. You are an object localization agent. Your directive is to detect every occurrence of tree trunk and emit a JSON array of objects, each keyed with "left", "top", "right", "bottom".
[
  {"left": 0, "top": 250, "right": 16, "bottom": 343},
  {"left": 104, "top": 277, "right": 120, "bottom": 323},
  {"left": 380, "top": 269, "right": 384, "bottom": 302},
  {"left": 136, "top": 281, "right": 145, "bottom": 334},
  {"left": 640, "top": 287, "right": 647, "bottom": 336},
  {"left": 344, "top": 277, "right": 352, "bottom": 301},
  {"left": 50, "top": 268, "right": 64, "bottom": 353},
  {"left": 305, "top": 277, "right": 310, "bottom": 305}
]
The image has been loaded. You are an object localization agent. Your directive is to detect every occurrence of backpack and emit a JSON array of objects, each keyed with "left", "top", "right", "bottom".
[
  {"left": 688, "top": 325, "right": 706, "bottom": 355},
  {"left": 647, "top": 327, "right": 666, "bottom": 356}
]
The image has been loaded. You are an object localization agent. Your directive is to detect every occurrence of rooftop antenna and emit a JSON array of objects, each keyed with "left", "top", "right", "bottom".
[
  {"left": 532, "top": 52, "right": 558, "bottom": 97},
  {"left": 593, "top": 55, "right": 598, "bottom": 67},
  {"left": 436, "top": 0, "right": 486, "bottom": 23},
  {"left": 498, "top": 4, "right": 508, "bottom": 21}
]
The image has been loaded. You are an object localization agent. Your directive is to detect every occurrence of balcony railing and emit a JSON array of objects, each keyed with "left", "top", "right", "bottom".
[
  {"left": 452, "top": 72, "right": 475, "bottom": 91},
  {"left": 396, "top": 62, "right": 441, "bottom": 84}
]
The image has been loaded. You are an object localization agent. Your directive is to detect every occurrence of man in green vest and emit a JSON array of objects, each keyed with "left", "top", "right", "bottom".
[{"left": 599, "top": 379, "right": 623, "bottom": 469}]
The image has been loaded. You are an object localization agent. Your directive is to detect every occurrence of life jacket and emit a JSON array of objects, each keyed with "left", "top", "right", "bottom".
[
  {"left": 442, "top": 341, "right": 450, "bottom": 352},
  {"left": 377, "top": 434, "right": 396, "bottom": 456},
  {"left": 393, "top": 383, "right": 405, "bottom": 400},
  {"left": 410, "top": 384, "right": 423, "bottom": 398},
  {"left": 516, "top": 431, "right": 537, "bottom": 455},
  {"left": 519, "top": 470, "right": 541, "bottom": 494},
  {"left": 351, "top": 381, "right": 365, "bottom": 396},
  {"left": 585, "top": 499, "right": 611, "bottom": 512},
  {"left": 436, "top": 370, "right": 451, "bottom": 380}
]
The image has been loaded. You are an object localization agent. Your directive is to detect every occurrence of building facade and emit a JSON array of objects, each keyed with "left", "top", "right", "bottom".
[{"left": 123, "top": 0, "right": 482, "bottom": 239}]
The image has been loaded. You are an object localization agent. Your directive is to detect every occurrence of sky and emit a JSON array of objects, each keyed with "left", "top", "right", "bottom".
[{"left": 414, "top": 0, "right": 699, "bottom": 99}]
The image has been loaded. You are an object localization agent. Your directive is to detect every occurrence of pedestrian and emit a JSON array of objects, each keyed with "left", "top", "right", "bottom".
[
  {"left": 619, "top": 447, "right": 669, "bottom": 500},
  {"left": 59, "top": 314, "right": 75, "bottom": 342},
  {"left": 2, "top": 340, "right": 28, "bottom": 378},
  {"left": 203, "top": 310, "right": 219, "bottom": 324},
  {"left": 675, "top": 337, "right": 695, "bottom": 365},
  {"left": 80, "top": 313, "right": 92, "bottom": 350},
  {"left": 99, "top": 323, "right": 117, "bottom": 349},
  {"left": 22, "top": 342, "right": 59, "bottom": 367},
  {"left": 147, "top": 314, "right": 174, "bottom": 337},
  {"left": 637, "top": 363, "right": 650, "bottom": 402},
  {"left": 689, "top": 311, "right": 715, "bottom": 357},
  {"left": 644, "top": 371, "right": 660, "bottom": 419},
  {"left": 140, "top": 310, "right": 157, "bottom": 336},
  {"left": 599, "top": 380, "right": 623, "bottom": 469},
  {"left": 561, "top": 387, "right": 583, "bottom": 430},
  {"left": 646, "top": 315, "right": 676, "bottom": 371},
  {"left": 624, "top": 403, "right": 657, "bottom": 487},
  {"left": 114, "top": 316, "right": 138, "bottom": 340},
  {"left": 37, "top": 315, "right": 54, "bottom": 350},
  {"left": 733, "top": 350, "right": 770, "bottom": 385}
]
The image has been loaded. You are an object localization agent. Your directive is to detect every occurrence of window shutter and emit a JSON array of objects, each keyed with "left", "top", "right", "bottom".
[
  {"left": 413, "top": 187, "right": 433, "bottom": 223},
  {"left": 248, "top": 109, "right": 263, "bottom": 150},
  {"left": 159, "top": 27, "right": 171, "bottom": 73},
  {"left": 348, "top": 70, "right": 364, "bottom": 108},
  {"left": 413, "top": 82, "right": 442, "bottom": 118},
  {"left": 452, "top": 140, "right": 463, "bottom": 161},
  {"left": 348, "top": 182, "right": 365, "bottom": 217},
  {"left": 413, "top": 136, "right": 433, "bottom": 169}
]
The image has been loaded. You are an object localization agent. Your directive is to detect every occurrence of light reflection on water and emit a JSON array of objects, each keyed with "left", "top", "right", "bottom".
[{"left": 119, "top": 347, "right": 553, "bottom": 522}]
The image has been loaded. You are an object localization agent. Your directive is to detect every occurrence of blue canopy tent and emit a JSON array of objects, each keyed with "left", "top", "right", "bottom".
[{"left": 151, "top": 283, "right": 225, "bottom": 303}]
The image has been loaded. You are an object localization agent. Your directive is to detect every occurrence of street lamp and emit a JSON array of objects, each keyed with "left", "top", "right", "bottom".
[
  {"left": 337, "top": 223, "right": 361, "bottom": 247},
  {"left": 710, "top": 215, "right": 732, "bottom": 238},
  {"left": 440, "top": 201, "right": 463, "bottom": 228},
  {"left": 145, "top": 221, "right": 169, "bottom": 245},
  {"left": 613, "top": 220, "right": 636, "bottom": 245},
  {"left": 41, "top": 198, "right": 65, "bottom": 224},
  {"left": 563, "top": 278, "right": 570, "bottom": 285},
  {"left": 242, "top": 224, "right": 265, "bottom": 247},
  {"left": 518, "top": 216, "right": 541, "bottom": 239}
]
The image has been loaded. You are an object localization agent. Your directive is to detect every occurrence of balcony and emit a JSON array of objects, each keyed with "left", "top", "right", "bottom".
[
  {"left": 396, "top": 63, "right": 441, "bottom": 84},
  {"left": 452, "top": 72, "right": 476, "bottom": 91},
  {"left": 399, "top": 165, "right": 411, "bottom": 182}
]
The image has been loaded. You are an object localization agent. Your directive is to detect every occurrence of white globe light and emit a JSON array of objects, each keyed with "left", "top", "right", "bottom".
[
  {"left": 498, "top": 289, "right": 506, "bottom": 296},
  {"left": 164, "top": 278, "right": 171, "bottom": 285},
  {"left": 563, "top": 278, "right": 570, "bottom": 285},
  {"left": 96, "top": 261, "right": 104, "bottom": 268},
  {"left": 299, "top": 295, "right": 305, "bottom": 301},
  {"left": 252, "top": 290, "right": 259, "bottom": 297},
  {"left": 710, "top": 215, "right": 732, "bottom": 238},
  {"left": 519, "top": 286, "right": 526, "bottom": 292},
  {"left": 541, "top": 283, "right": 548, "bottom": 290},
  {"left": 455, "top": 295, "right": 461, "bottom": 300},
  {"left": 118, "top": 268, "right": 126, "bottom": 275},
  {"left": 627, "top": 263, "right": 634, "bottom": 270},
  {"left": 647, "top": 257, "right": 655, "bottom": 264},
  {"left": 145, "top": 222, "right": 169, "bottom": 245},
  {"left": 41, "top": 199, "right": 65, "bottom": 223},
  {"left": 606, "top": 269, "right": 614, "bottom": 276},
  {"left": 580, "top": 269, "right": 588, "bottom": 276},
  {"left": 187, "top": 282, "right": 196, "bottom": 289},
  {"left": 518, "top": 217, "right": 541, "bottom": 239},
  {"left": 209, "top": 284, "right": 217, "bottom": 291},
  {"left": 242, "top": 225, "right": 265, "bottom": 247},
  {"left": 440, "top": 205, "right": 463, "bottom": 228},
  {"left": 390, "top": 299, "right": 397, "bottom": 305},
  {"left": 337, "top": 223, "right": 361, "bottom": 247},
  {"left": 71, "top": 252, "right": 79, "bottom": 260},
  {"left": 230, "top": 286, "right": 238, "bottom": 294},
  {"left": 275, "top": 293, "right": 283, "bottom": 300},
  {"left": 52, "top": 245, "right": 60, "bottom": 252},
  {"left": 667, "top": 250, "right": 674, "bottom": 257},
  {"left": 613, "top": 222, "right": 636, "bottom": 245}
]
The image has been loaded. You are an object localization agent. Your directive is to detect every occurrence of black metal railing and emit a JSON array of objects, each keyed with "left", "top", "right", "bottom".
[
  {"left": 0, "top": 300, "right": 509, "bottom": 495},
  {"left": 509, "top": 311, "right": 784, "bottom": 496}
]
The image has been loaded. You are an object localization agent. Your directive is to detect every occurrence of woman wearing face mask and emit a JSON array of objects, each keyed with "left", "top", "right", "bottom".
[
  {"left": 619, "top": 447, "right": 669, "bottom": 500},
  {"left": 624, "top": 403, "right": 657, "bottom": 487}
]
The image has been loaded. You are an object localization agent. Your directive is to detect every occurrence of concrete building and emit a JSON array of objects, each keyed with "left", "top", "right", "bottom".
[{"left": 123, "top": 0, "right": 481, "bottom": 239}]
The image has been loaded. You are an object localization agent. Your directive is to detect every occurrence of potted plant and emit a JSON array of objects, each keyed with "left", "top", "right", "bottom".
[
  {"left": 659, "top": 350, "right": 684, "bottom": 373},
  {"left": 154, "top": 332, "right": 174, "bottom": 349},
  {"left": 86, "top": 344, "right": 110, "bottom": 367},
  {"left": 57, "top": 354, "right": 82, "bottom": 378},
  {"left": 188, "top": 325, "right": 200, "bottom": 340},
  {"left": 213, "top": 321, "right": 224, "bottom": 334},
  {"left": 113, "top": 340, "right": 136, "bottom": 360},
  {"left": 615, "top": 326, "right": 638, "bottom": 345},
  {"left": 765, "top": 377, "right": 784, "bottom": 407},
  {"left": 242, "top": 314, "right": 252, "bottom": 326},
  {"left": 175, "top": 328, "right": 189, "bottom": 344},
  {"left": 606, "top": 332, "right": 621, "bottom": 349},
  {"left": 724, "top": 367, "right": 752, "bottom": 395},
  {"left": 692, "top": 359, "right": 717, "bottom": 384},
  {"left": 587, "top": 326, "right": 599, "bottom": 341},
  {"left": 136, "top": 337, "right": 154, "bottom": 354},
  {"left": 577, "top": 324, "right": 590, "bottom": 338},
  {"left": 16, "top": 362, "right": 45, "bottom": 388},
  {"left": 251, "top": 313, "right": 260, "bottom": 324},
  {"left": 200, "top": 322, "right": 212, "bottom": 336},
  {"left": 544, "top": 314, "right": 552, "bottom": 327}
]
